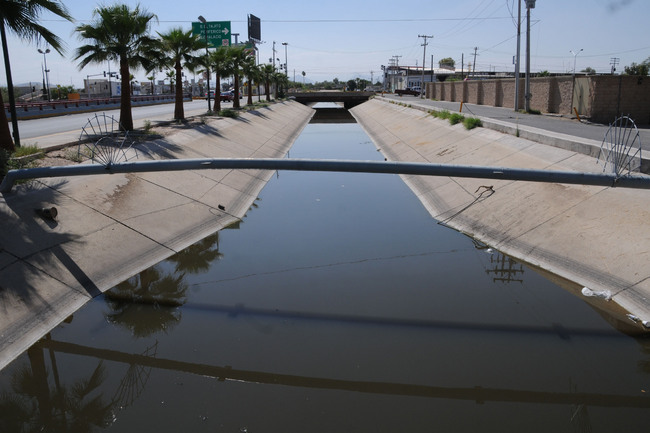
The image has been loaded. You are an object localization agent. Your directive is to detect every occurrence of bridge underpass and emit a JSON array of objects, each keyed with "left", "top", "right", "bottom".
[{"left": 288, "top": 91, "right": 375, "bottom": 109}]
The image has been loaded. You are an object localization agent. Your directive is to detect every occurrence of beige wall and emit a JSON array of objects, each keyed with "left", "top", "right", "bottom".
[{"left": 425, "top": 75, "right": 650, "bottom": 125}]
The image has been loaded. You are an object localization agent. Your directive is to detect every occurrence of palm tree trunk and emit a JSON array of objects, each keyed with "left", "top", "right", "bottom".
[
  {"left": 265, "top": 79, "right": 271, "bottom": 102},
  {"left": 174, "top": 61, "right": 184, "bottom": 120},
  {"left": 213, "top": 76, "right": 221, "bottom": 112},
  {"left": 119, "top": 58, "right": 133, "bottom": 130},
  {"left": 0, "top": 20, "right": 17, "bottom": 150},
  {"left": 247, "top": 78, "right": 253, "bottom": 106},
  {"left": 233, "top": 74, "right": 241, "bottom": 109}
]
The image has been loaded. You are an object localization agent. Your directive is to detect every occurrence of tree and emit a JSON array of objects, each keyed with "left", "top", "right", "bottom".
[
  {"left": 0, "top": 0, "right": 73, "bottom": 151},
  {"left": 260, "top": 64, "right": 275, "bottom": 101},
  {"left": 75, "top": 4, "right": 158, "bottom": 131},
  {"left": 158, "top": 27, "right": 205, "bottom": 120},
  {"left": 346, "top": 79, "right": 357, "bottom": 91},
  {"left": 581, "top": 67, "right": 596, "bottom": 75},
  {"left": 242, "top": 52, "right": 257, "bottom": 106},
  {"left": 624, "top": 57, "right": 650, "bottom": 76},
  {"left": 226, "top": 45, "right": 254, "bottom": 109},
  {"left": 439, "top": 57, "right": 455, "bottom": 69},
  {"left": 208, "top": 46, "right": 231, "bottom": 112}
]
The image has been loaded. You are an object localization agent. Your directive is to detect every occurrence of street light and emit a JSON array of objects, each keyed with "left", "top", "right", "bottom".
[
  {"left": 524, "top": 0, "right": 535, "bottom": 112},
  {"left": 282, "top": 42, "right": 288, "bottom": 79},
  {"left": 570, "top": 48, "right": 583, "bottom": 115},
  {"left": 571, "top": 48, "right": 583, "bottom": 76},
  {"left": 38, "top": 48, "right": 51, "bottom": 101},
  {"left": 198, "top": 15, "right": 211, "bottom": 110}
]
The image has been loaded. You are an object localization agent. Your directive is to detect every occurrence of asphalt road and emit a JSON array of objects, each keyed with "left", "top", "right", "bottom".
[{"left": 17, "top": 100, "right": 215, "bottom": 140}]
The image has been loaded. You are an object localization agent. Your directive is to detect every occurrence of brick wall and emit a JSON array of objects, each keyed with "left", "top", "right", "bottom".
[{"left": 425, "top": 75, "right": 650, "bottom": 124}]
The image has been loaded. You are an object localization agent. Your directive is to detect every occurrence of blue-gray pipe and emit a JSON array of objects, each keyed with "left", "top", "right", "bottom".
[{"left": 2, "top": 158, "right": 650, "bottom": 193}]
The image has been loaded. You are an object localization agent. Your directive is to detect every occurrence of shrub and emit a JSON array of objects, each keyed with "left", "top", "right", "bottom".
[
  {"left": 463, "top": 117, "right": 482, "bottom": 130},
  {"left": 449, "top": 113, "right": 465, "bottom": 125},
  {"left": 219, "top": 108, "right": 239, "bottom": 118}
]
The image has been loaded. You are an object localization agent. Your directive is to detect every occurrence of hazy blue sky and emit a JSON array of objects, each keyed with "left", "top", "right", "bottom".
[{"left": 2, "top": 0, "right": 649, "bottom": 88}]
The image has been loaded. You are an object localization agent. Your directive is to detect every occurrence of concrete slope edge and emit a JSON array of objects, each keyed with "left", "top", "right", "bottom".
[
  {"left": 350, "top": 99, "right": 650, "bottom": 333},
  {"left": 373, "top": 97, "right": 650, "bottom": 174},
  {"left": 0, "top": 101, "right": 315, "bottom": 371}
]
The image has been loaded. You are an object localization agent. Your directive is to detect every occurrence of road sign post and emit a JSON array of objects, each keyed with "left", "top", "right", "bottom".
[{"left": 192, "top": 21, "right": 232, "bottom": 48}]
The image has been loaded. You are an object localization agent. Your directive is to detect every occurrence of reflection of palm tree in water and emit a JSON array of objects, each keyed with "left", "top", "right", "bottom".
[
  {"left": 104, "top": 267, "right": 188, "bottom": 338},
  {"left": 167, "top": 232, "right": 223, "bottom": 274},
  {"left": 104, "top": 231, "right": 222, "bottom": 338},
  {"left": 0, "top": 345, "right": 114, "bottom": 432}
]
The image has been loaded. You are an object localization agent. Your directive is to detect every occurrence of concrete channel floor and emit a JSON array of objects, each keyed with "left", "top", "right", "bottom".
[{"left": 1, "top": 96, "right": 650, "bottom": 371}]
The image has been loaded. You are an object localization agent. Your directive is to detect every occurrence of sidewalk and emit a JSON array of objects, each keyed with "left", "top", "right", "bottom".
[{"left": 379, "top": 94, "right": 650, "bottom": 173}]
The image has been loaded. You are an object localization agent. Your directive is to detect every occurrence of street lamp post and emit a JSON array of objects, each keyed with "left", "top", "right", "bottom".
[
  {"left": 570, "top": 48, "right": 583, "bottom": 116},
  {"left": 198, "top": 15, "right": 211, "bottom": 111},
  {"left": 282, "top": 42, "right": 288, "bottom": 79},
  {"left": 38, "top": 48, "right": 51, "bottom": 101}
]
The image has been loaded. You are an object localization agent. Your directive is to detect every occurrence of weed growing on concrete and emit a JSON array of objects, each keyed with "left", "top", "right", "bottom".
[
  {"left": 463, "top": 117, "right": 482, "bottom": 130},
  {"left": 64, "top": 148, "right": 85, "bottom": 163},
  {"left": 219, "top": 109, "right": 239, "bottom": 118},
  {"left": 449, "top": 113, "right": 465, "bottom": 125},
  {"left": 437, "top": 110, "right": 451, "bottom": 120},
  {"left": 13, "top": 145, "right": 42, "bottom": 158},
  {"left": 143, "top": 119, "right": 152, "bottom": 132}
]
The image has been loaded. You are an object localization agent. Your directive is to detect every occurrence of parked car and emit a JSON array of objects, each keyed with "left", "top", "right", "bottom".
[
  {"left": 220, "top": 91, "right": 234, "bottom": 102},
  {"left": 395, "top": 87, "right": 421, "bottom": 96}
]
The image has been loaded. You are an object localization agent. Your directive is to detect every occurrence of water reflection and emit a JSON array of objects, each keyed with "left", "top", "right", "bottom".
[
  {"left": 103, "top": 232, "right": 222, "bottom": 337},
  {"left": 0, "top": 343, "right": 114, "bottom": 432},
  {"left": 3, "top": 119, "right": 650, "bottom": 431}
]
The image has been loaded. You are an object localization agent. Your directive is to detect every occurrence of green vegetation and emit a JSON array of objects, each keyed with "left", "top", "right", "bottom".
[
  {"left": 0, "top": 146, "right": 44, "bottom": 182},
  {"left": 463, "top": 117, "right": 482, "bottom": 130},
  {"left": 449, "top": 113, "right": 464, "bottom": 125},
  {"left": 624, "top": 57, "right": 650, "bottom": 76},
  {"left": 219, "top": 108, "right": 239, "bottom": 118}
]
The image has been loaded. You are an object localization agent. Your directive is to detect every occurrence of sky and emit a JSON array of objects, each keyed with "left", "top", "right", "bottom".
[{"left": 2, "top": 0, "right": 649, "bottom": 89}]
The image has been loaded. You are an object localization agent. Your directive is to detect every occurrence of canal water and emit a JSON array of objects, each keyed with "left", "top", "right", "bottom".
[{"left": 1, "top": 106, "right": 650, "bottom": 432}]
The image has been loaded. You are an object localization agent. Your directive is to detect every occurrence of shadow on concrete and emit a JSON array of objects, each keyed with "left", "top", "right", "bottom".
[{"left": 0, "top": 180, "right": 101, "bottom": 306}]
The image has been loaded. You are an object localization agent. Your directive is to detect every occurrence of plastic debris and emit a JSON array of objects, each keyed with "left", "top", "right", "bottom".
[{"left": 580, "top": 286, "right": 611, "bottom": 301}]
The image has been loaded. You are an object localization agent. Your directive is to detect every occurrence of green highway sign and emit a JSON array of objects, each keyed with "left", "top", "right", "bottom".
[{"left": 192, "top": 21, "right": 231, "bottom": 48}]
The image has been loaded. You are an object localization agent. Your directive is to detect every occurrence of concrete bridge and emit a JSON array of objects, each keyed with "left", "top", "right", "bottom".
[{"left": 288, "top": 91, "right": 375, "bottom": 109}]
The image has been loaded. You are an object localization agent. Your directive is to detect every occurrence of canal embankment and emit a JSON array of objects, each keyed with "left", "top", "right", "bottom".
[
  {"left": 0, "top": 101, "right": 314, "bottom": 370},
  {"left": 351, "top": 98, "right": 650, "bottom": 332}
]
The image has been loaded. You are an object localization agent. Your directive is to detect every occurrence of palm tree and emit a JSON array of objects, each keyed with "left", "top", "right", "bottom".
[
  {"left": 272, "top": 70, "right": 289, "bottom": 99},
  {"left": 0, "top": 0, "right": 73, "bottom": 151},
  {"left": 208, "top": 46, "right": 231, "bottom": 112},
  {"left": 260, "top": 64, "right": 275, "bottom": 102},
  {"left": 157, "top": 27, "right": 205, "bottom": 120},
  {"left": 242, "top": 54, "right": 257, "bottom": 106},
  {"left": 146, "top": 73, "right": 155, "bottom": 95},
  {"left": 227, "top": 45, "right": 254, "bottom": 109},
  {"left": 75, "top": 4, "right": 158, "bottom": 131}
]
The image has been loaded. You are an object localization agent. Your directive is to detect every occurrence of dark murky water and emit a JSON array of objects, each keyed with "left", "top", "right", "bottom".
[{"left": 1, "top": 108, "right": 650, "bottom": 432}]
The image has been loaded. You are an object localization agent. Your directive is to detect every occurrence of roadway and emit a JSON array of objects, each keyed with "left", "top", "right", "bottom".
[{"left": 15, "top": 99, "right": 225, "bottom": 148}]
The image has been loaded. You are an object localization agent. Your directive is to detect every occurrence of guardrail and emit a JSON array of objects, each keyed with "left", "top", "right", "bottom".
[{"left": 3, "top": 95, "right": 190, "bottom": 120}]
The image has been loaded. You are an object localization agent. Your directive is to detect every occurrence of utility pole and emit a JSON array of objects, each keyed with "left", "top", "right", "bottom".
[
  {"left": 472, "top": 47, "right": 478, "bottom": 78},
  {"left": 272, "top": 41, "right": 276, "bottom": 69},
  {"left": 525, "top": 0, "right": 536, "bottom": 112},
  {"left": 419, "top": 35, "right": 433, "bottom": 97},
  {"left": 461, "top": 53, "right": 464, "bottom": 79},
  {"left": 514, "top": 0, "right": 521, "bottom": 111},
  {"left": 610, "top": 57, "right": 620, "bottom": 75}
]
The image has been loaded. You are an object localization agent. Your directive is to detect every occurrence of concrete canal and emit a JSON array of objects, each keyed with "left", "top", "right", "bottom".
[{"left": 1, "top": 104, "right": 649, "bottom": 431}]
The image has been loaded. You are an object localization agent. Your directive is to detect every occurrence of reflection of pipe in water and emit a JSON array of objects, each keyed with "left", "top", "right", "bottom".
[{"left": 36, "top": 338, "right": 650, "bottom": 408}]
